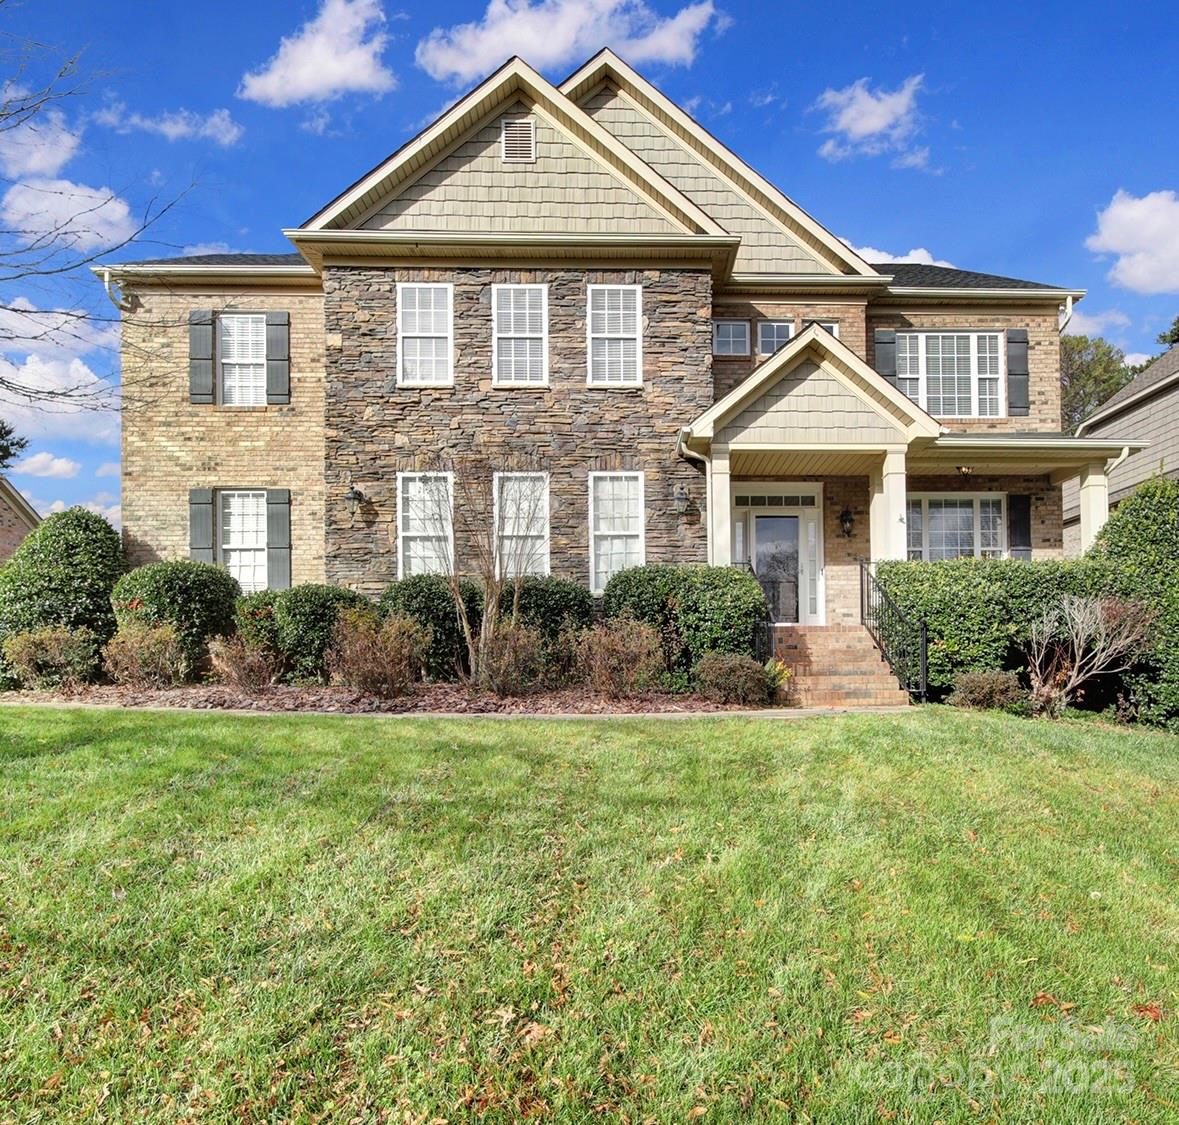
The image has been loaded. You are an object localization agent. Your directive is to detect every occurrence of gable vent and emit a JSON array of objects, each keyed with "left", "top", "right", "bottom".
[{"left": 501, "top": 116, "right": 536, "bottom": 163}]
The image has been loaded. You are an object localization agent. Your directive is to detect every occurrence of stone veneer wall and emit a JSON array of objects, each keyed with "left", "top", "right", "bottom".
[
  {"left": 120, "top": 290, "right": 327, "bottom": 582},
  {"left": 323, "top": 267, "right": 713, "bottom": 595}
]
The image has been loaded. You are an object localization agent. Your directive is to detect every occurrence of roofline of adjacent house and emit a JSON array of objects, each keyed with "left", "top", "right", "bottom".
[
  {"left": 93, "top": 263, "right": 317, "bottom": 280},
  {"left": 0, "top": 477, "right": 40, "bottom": 529},
  {"left": 1077, "top": 366, "right": 1179, "bottom": 435}
]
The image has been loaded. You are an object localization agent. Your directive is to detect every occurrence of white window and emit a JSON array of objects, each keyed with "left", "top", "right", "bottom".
[
  {"left": 219, "top": 490, "right": 268, "bottom": 593},
  {"left": 895, "top": 332, "right": 1006, "bottom": 418},
  {"left": 713, "top": 320, "right": 750, "bottom": 356},
  {"left": 804, "top": 319, "right": 840, "bottom": 338},
  {"left": 587, "top": 285, "right": 642, "bottom": 385},
  {"left": 218, "top": 314, "right": 266, "bottom": 406},
  {"left": 397, "top": 472, "right": 453, "bottom": 577},
  {"left": 397, "top": 284, "right": 453, "bottom": 386},
  {"left": 906, "top": 494, "right": 1006, "bottom": 561},
  {"left": 501, "top": 116, "right": 536, "bottom": 163},
  {"left": 757, "top": 320, "right": 793, "bottom": 355},
  {"left": 589, "top": 471, "right": 644, "bottom": 594},
  {"left": 494, "top": 472, "right": 549, "bottom": 578},
  {"left": 492, "top": 285, "right": 548, "bottom": 386}
]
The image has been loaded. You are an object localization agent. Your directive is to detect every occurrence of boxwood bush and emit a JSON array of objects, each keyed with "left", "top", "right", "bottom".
[
  {"left": 500, "top": 576, "right": 594, "bottom": 644},
  {"left": 112, "top": 561, "right": 241, "bottom": 677},
  {"left": 234, "top": 590, "right": 281, "bottom": 654},
  {"left": 272, "top": 583, "right": 368, "bottom": 682},
  {"left": 379, "top": 575, "right": 482, "bottom": 681}
]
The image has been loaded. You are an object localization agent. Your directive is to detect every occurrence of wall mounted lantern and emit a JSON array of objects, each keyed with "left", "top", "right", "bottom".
[
  {"left": 344, "top": 476, "right": 365, "bottom": 517},
  {"left": 839, "top": 507, "right": 855, "bottom": 538},
  {"left": 673, "top": 483, "right": 690, "bottom": 515}
]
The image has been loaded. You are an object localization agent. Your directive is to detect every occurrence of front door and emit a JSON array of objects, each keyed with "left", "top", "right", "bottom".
[
  {"left": 754, "top": 515, "right": 800, "bottom": 624},
  {"left": 732, "top": 488, "right": 824, "bottom": 624}
]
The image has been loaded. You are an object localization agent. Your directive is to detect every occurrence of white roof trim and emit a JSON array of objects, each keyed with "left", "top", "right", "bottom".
[
  {"left": 561, "top": 50, "right": 877, "bottom": 278},
  {"left": 880, "top": 286, "right": 1085, "bottom": 301},
  {"left": 0, "top": 477, "right": 40, "bottom": 529},
  {"left": 932, "top": 434, "right": 1147, "bottom": 454},
  {"left": 96, "top": 264, "right": 316, "bottom": 278},
  {"left": 1078, "top": 366, "right": 1179, "bottom": 435},
  {"left": 683, "top": 322, "right": 941, "bottom": 445},
  {"left": 302, "top": 56, "right": 724, "bottom": 238}
]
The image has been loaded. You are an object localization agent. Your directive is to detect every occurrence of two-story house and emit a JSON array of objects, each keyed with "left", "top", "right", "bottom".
[{"left": 103, "top": 50, "right": 1140, "bottom": 633}]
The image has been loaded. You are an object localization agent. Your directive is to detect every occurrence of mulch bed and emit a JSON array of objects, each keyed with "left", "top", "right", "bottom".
[{"left": 5, "top": 683, "right": 763, "bottom": 715}]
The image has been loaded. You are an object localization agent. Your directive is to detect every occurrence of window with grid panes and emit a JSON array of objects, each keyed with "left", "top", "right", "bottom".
[
  {"left": 219, "top": 490, "right": 267, "bottom": 592},
  {"left": 894, "top": 332, "right": 1005, "bottom": 417},
  {"left": 587, "top": 286, "right": 641, "bottom": 385},
  {"left": 589, "top": 472, "right": 643, "bottom": 593},
  {"left": 397, "top": 284, "right": 452, "bottom": 385},
  {"left": 493, "top": 285, "right": 547, "bottom": 385},
  {"left": 398, "top": 473, "right": 452, "bottom": 576},
  {"left": 495, "top": 472, "right": 548, "bottom": 577},
  {"left": 218, "top": 314, "right": 266, "bottom": 405}
]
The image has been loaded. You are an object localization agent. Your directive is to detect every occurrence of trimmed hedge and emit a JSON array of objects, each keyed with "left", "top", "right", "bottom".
[
  {"left": 379, "top": 575, "right": 482, "bottom": 681},
  {"left": 272, "top": 584, "right": 368, "bottom": 682},
  {"left": 112, "top": 561, "right": 241, "bottom": 677},
  {"left": 0, "top": 508, "right": 124, "bottom": 646},
  {"left": 500, "top": 576, "right": 594, "bottom": 644},
  {"left": 234, "top": 590, "right": 281, "bottom": 654},
  {"left": 875, "top": 558, "right": 1127, "bottom": 693},
  {"left": 602, "top": 564, "right": 766, "bottom": 668}
]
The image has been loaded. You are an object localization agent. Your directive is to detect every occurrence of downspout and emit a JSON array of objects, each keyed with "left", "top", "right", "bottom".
[
  {"left": 1058, "top": 294, "right": 1074, "bottom": 334},
  {"left": 100, "top": 268, "right": 134, "bottom": 312},
  {"left": 676, "top": 427, "right": 712, "bottom": 564}
]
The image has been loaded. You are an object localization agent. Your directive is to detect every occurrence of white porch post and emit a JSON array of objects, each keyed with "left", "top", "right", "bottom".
[
  {"left": 1078, "top": 460, "right": 1110, "bottom": 551},
  {"left": 710, "top": 445, "right": 732, "bottom": 566},
  {"left": 869, "top": 449, "right": 908, "bottom": 561}
]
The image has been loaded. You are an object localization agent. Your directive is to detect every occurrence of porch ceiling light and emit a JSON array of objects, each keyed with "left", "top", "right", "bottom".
[
  {"left": 839, "top": 507, "right": 855, "bottom": 538},
  {"left": 956, "top": 465, "right": 975, "bottom": 478}
]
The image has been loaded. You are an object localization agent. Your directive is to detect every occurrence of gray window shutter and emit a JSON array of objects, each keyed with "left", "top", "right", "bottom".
[
  {"left": 1006, "top": 329, "right": 1029, "bottom": 417},
  {"left": 874, "top": 329, "right": 897, "bottom": 387},
  {"left": 189, "top": 310, "right": 215, "bottom": 404},
  {"left": 266, "top": 489, "right": 291, "bottom": 590},
  {"left": 189, "top": 488, "right": 215, "bottom": 562},
  {"left": 266, "top": 312, "right": 290, "bottom": 405},
  {"left": 1008, "top": 494, "right": 1032, "bottom": 561}
]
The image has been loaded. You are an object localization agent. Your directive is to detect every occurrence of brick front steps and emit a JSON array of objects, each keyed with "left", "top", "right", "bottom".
[{"left": 770, "top": 625, "right": 910, "bottom": 708}]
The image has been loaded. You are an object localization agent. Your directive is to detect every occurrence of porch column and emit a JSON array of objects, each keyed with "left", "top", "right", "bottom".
[
  {"left": 1078, "top": 461, "right": 1110, "bottom": 551},
  {"left": 869, "top": 449, "right": 908, "bottom": 561},
  {"left": 710, "top": 446, "right": 732, "bottom": 566}
]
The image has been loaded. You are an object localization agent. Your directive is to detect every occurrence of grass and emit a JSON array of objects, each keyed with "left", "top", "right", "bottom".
[{"left": 0, "top": 705, "right": 1176, "bottom": 1122}]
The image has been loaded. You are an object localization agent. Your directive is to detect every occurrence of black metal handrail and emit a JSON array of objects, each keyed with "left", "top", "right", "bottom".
[{"left": 860, "top": 560, "right": 928, "bottom": 700}]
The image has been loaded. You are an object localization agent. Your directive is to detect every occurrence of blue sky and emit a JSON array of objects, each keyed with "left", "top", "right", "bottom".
[{"left": 2, "top": 0, "right": 1177, "bottom": 520}]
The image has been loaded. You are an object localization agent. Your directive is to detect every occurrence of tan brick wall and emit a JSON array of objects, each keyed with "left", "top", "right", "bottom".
[
  {"left": 120, "top": 289, "right": 326, "bottom": 584},
  {"left": 0, "top": 493, "right": 35, "bottom": 562},
  {"left": 867, "top": 306, "right": 1062, "bottom": 432},
  {"left": 710, "top": 297, "right": 868, "bottom": 398}
]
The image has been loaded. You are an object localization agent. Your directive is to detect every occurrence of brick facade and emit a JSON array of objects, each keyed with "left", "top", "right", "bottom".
[
  {"left": 0, "top": 487, "right": 36, "bottom": 562},
  {"left": 322, "top": 266, "right": 712, "bottom": 595},
  {"left": 120, "top": 289, "right": 327, "bottom": 583}
]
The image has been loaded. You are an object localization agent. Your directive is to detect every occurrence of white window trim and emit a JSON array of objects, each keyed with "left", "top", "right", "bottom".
[
  {"left": 217, "top": 312, "right": 267, "bottom": 407},
  {"left": 491, "top": 284, "right": 549, "bottom": 388},
  {"left": 588, "top": 470, "right": 645, "bottom": 595},
  {"left": 396, "top": 471, "right": 454, "bottom": 579},
  {"left": 586, "top": 284, "right": 643, "bottom": 387},
  {"left": 804, "top": 319, "right": 840, "bottom": 339},
  {"left": 756, "top": 319, "right": 795, "bottom": 355},
  {"left": 493, "top": 471, "right": 550, "bottom": 578},
  {"left": 712, "top": 319, "right": 751, "bottom": 356},
  {"left": 895, "top": 330, "right": 1007, "bottom": 419},
  {"left": 396, "top": 282, "right": 454, "bottom": 388},
  {"left": 217, "top": 488, "right": 268, "bottom": 593},
  {"left": 907, "top": 491, "right": 1007, "bottom": 561}
]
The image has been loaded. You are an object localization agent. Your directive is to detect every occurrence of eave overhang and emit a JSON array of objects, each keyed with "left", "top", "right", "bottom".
[
  {"left": 874, "top": 286, "right": 1086, "bottom": 303},
  {"left": 93, "top": 263, "right": 319, "bottom": 288},
  {"left": 909, "top": 434, "right": 1148, "bottom": 484}
]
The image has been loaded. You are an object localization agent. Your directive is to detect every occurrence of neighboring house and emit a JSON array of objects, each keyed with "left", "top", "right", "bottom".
[
  {"left": 101, "top": 50, "right": 1141, "bottom": 637},
  {"left": 0, "top": 477, "right": 40, "bottom": 562},
  {"left": 1062, "top": 346, "right": 1177, "bottom": 554}
]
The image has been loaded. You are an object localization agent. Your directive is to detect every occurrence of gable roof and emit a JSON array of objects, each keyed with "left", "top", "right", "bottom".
[
  {"left": 560, "top": 50, "right": 877, "bottom": 278},
  {"left": 0, "top": 477, "right": 40, "bottom": 531},
  {"left": 301, "top": 56, "right": 724, "bottom": 238},
  {"left": 681, "top": 323, "right": 941, "bottom": 450},
  {"left": 1078, "top": 346, "right": 1179, "bottom": 434}
]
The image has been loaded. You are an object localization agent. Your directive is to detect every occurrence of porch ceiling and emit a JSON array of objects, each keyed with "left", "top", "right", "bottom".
[
  {"left": 908, "top": 435, "right": 1147, "bottom": 483},
  {"left": 730, "top": 447, "right": 885, "bottom": 477}
]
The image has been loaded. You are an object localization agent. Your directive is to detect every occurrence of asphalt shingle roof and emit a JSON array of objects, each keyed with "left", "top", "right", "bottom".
[
  {"left": 1090, "top": 345, "right": 1179, "bottom": 418},
  {"left": 127, "top": 253, "right": 307, "bottom": 266},
  {"left": 870, "top": 262, "right": 1061, "bottom": 290}
]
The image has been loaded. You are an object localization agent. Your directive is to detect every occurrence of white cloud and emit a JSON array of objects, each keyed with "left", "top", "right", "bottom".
[
  {"left": 0, "top": 296, "right": 119, "bottom": 362},
  {"left": 815, "top": 74, "right": 924, "bottom": 165},
  {"left": 95, "top": 461, "right": 121, "bottom": 478},
  {"left": 1, "top": 178, "right": 137, "bottom": 251},
  {"left": 180, "top": 241, "right": 233, "bottom": 257},
  {"left": 11, "top": 450, "right": 81, "bottom": 479},
  {"left": 1062, "top": 308, "right": 1131, "bottom": 338},
  {"left": 415, "top": 0, "right": 719, "bottom": 85},
  {"left": 1124, "top": 352, "right": 1153, "bottom": 367},
  {"left": 0, "top": 354, "right": 118, "bottom": 445},
  {"left": 94, "top": 103, "right": 244, "bottom": 147},
  {"left": 0, "top": 102, "right": 80, "bottom": 177},
  {"left": 1086, "top": 189, "right": 1179, "bottom": 295},
  {"left": 239, "top": 0, "right": 397, "bottom": 108},
  {"left": 841, "top": 240, "right": 954, "bottom": 268},
  {"left": 301, "top": 108, "right": 332, "bottom": 135},
  {"left": 41, "top": 490, "right": 121, "bottom": 526}
]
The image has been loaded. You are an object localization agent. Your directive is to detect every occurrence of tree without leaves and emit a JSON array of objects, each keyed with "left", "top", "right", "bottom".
[{"left": 1059, "top": 334, "right": 1134, "bottom": 433}]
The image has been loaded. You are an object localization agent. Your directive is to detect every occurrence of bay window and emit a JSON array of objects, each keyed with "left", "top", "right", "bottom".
[
  {"left": 895, "top": 331, "right": 1004, "bottom": 418},
  {"left": 589, "top": 471, "right": 644, "bottom": 593},
  {"left": 397, "top": 472, "right": 453, "bottom": 577},
  {"left": 906, "top": 494, "right": 1006, "bottom": 561}
]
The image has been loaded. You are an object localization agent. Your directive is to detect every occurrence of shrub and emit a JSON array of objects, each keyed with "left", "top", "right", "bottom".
[
  {"left": 693, "top": 651, "right": 773, "bottom": 706},
  {"left": 0, "top": 509, "right": 124, "bottom": 652},
  {"left": 2, "top": 626, "right": 99, "bottom": 690},
  {"left": 500, "top": 576, "right": 594, "bottom": 644},
  {"left": 112, "top": 561, "right": 240, "bottom": 677},
  {"left": 326, "top": 609, "right": 429, "bottom": 698},
  {"left": 764, "top": 658, "right": 793, "bottom": 704},
  {"left": 479, "top": 621, "right": 545, "bottom": 696},
  {"left": 875, "top": 558, "right": 1127, "bottom": 694},
  {"left": 379, "top": 575, "right": 483, "bottom": 681},
  {"left": 273, "top": 584, "right": 368, "bottom": 682},
  {"left": 577, "top": 616, "right": 664, "bottom": 699},
  {"left": 102, "top": 623, "right": 185, "bottom": 688},
  {"left": 208, "top": 635, "right": 279, "bottom": 692},
  {"left": 602, "top": 564, "right": 689, "bottom": 667},
  {"left": 234, "top": 590, "right": 281, "bottom": 654},
  {"left": 947, "top": 670, "right": 1028, "bottom": 714}
]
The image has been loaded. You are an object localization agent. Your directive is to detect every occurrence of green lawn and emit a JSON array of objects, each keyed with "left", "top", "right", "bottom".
[{"left": 0, "top": 707, "right": 1176, "bottom": 1122}]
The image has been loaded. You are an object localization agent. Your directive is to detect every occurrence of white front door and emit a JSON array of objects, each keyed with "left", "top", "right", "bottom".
[{"left": 732, "top": 487, "right": 824, "bottom": 624}]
